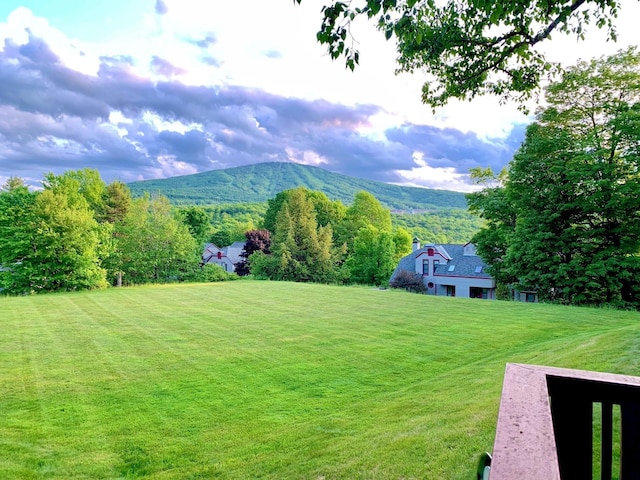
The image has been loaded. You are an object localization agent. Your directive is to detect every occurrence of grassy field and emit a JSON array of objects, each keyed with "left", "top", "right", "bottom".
[{"left": 2, "top": 281, "right": 640, "bottom": 479}]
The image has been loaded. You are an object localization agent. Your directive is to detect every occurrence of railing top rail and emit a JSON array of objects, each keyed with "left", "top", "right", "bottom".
[{"left": 489, "top": 363, "right": 640, "bottom": 480}]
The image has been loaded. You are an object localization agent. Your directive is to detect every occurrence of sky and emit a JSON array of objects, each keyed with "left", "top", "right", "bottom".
[{"left": 0, "top": 1, "right": 638, "bottom": 192}]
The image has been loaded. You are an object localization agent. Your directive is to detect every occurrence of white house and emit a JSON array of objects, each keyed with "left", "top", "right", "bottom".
[
  {"left": 390, "top": 239, "right": 496, "bottom": 299},
  {"left": 201, "top": 241, "right": 245, "bottom": 273}
]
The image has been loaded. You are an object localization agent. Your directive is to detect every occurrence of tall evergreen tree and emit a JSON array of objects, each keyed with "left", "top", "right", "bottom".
[
  {"left": 259, "top": 188, "right": 336, "bottom": 283},
  {"left": 100, "top": 180, "right": 132, "bottom": 224},
  {"left": 263, "top": 187, "right": 345, "bottom": 233}
]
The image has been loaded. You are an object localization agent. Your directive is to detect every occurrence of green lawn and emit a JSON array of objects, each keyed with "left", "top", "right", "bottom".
[{"left": 2, "top": 281, "right": 639, "bottom": 479}]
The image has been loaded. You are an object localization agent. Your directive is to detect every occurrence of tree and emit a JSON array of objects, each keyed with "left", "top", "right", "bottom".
[
  {"left": 100, "top": 180, "right": 132, "bottom": 224},
  {"left": 43, "top": 168, "right": 107, "bottom": 213},
  {"left": 466, "top": 167, "right": 517, "bottom": 294},
  {"left": 336, "top": 190, "right": 392, "bottom": 252},
  {"left": 236, "top": 229, "right": 271, "bottom": 276},
  {"left": 392, "top": 227, "right": 413, "bottom": 263},
  {"left": 263, "top": 188, "right": 345, "bottom": 233},
  {"left": 0, "top": 182, "right": 39, "bottom": 293},
  {"left": 346, "top": 224, "right": 396, "bottom": 285},
  {"left": 468, "top": 48, "right": 640, "bottom": 307},
  {"left": 209, "top": 217, "right": 255, "bottom": 247},
  {"left": 1, "top": 177, "right": 26, "bottom": 191},
  {"left": 295, "top": 0, "right": 625, "bottom": 108},
  {"left": 0, "top": 184, "right": 110, "bottom": 294},
  {"left": 109, "top": 195, "right": 198, "bottom": 285},
  {"left": 178, "top": 206, "right": 211, "bottom": 244},
  {"left": 255, "top": 189, "right": 336, "bottom": 282},
  {"left": 338, "top": 192, "right": 409, "bottom": 285}
]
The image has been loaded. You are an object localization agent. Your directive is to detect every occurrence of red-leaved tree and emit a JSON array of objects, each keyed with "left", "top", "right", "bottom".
[{"left": 235, "top": 229, "right": 271, "bottom": 276}]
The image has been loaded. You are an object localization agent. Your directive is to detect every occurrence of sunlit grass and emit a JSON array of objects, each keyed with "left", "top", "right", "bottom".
[{"left": 2, "top": 281, "right": 639, "bottom": 479}]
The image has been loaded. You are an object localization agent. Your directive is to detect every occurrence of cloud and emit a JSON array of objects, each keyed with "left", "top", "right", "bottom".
[
  {"left": 186, "top": 33, "right": 217, "bottom": 49},
  {"left": 150, "top": 56, "right": 186, "bottom": 77},
  {"left": 263, "top": 49, "right": 282, "bottom": 59},
  {"left": 384, "top": 124, "right": 525, "bottom": 174},
  {"left": 0, "top": 23, "right": 524, "bottom": 191},
  {"left": 155, "top": 0, "right": 169, "bottom": 16}
]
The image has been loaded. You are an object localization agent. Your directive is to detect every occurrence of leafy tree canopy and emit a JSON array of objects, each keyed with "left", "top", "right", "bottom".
[
  {"left": 346, "top": 224, "right": 397, "bottom": 285},
  {"left": 178, "top": 206, "right": 212, "bottom": 243},
  {"left": 468, "top": 47, "right": 640, "bottom": 307},
  {"left": 43, "top": 168, "right": 107, "bottom": 213},
  {"left": 109, "top": 195, "right": 198, "bottom": 285},
  {"left": 295, "top": 0, "right": 625, "bottom": 108},
  {"left": 0, "top": 184, "right": 110, "bottom": 294},
  {"left": 236, "top": 229, "right": 271, "bottom": 276}
]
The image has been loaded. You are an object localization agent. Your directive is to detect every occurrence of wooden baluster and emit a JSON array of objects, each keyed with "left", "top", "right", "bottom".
[{"left": 601, "top": 401, "right": 613, "bottom": 480}]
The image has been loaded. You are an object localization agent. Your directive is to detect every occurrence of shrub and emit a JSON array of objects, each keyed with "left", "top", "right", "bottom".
[
  {"left": 390, "top": 270, "right": 426, "bottom": 294},
  {"left": 184, "top": 263, "right": 238, "bottom": 283}
]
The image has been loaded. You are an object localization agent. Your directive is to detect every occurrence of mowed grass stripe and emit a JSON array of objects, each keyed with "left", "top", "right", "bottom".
[{"left": 1, "top": 281, "right": 639, "bottom": 479}]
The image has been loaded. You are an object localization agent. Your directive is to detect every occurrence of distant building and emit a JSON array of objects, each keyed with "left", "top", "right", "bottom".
[
  {"left": 201, "top": 241, "right": 245, "bottom": 273},
  {"left": 390, "top": 239, "right": 496, "bottom": 299}
]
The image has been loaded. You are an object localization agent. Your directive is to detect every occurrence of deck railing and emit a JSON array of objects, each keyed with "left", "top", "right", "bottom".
[{"left": 486, "top": 364, "right": 640, "bottom": 480}]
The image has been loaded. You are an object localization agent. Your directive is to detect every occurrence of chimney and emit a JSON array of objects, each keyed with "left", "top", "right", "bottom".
[{"left": 412, "top": 237, "right": 421, "bottom": 252}]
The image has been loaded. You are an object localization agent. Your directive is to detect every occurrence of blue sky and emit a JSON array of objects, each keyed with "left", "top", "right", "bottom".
[{"left": 0, "top": 1, "right": 637, "bottom": 191}]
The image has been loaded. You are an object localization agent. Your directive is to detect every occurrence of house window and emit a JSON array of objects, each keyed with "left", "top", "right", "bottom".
[
  {"left": 448, "top": 265, "right": 455, "bottom": 272},
  {"left": 526, "top": 292, "right": 537, "bottom": 302},
  {"left": 422, "top": 259, "right": 429, "bottom": 274},
  {"left": 446, "top": 285, "right": 456, "bottom": 297},
  {"left": 470, "top": 287, "right": 489, "bottom": 299},
  {"left": 433, "top": 260, "right": 440, "bottom": 275},
  {"left": 474, "top": 266, "right": 483, "bottom": 273},
  {"left": 427, "top": 248, "right": 434, "bottom": 256}
]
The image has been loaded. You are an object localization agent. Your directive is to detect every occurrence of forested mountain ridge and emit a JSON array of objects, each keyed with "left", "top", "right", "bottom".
[{"left": 128, "top": 162, "right": 468, "bottom": 210}]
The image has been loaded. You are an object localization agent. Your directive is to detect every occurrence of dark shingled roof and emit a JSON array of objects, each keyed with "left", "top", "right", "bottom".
[{"left": 390, "top": 243, "right": 492, "bottom": 281}]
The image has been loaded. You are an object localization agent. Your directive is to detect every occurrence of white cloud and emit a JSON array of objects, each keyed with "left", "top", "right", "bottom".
[
  {"left": 285, "top": 148, "right": 329, "bottom": 167},
  {"left": 152, "top": 154, "right": 199, "bottom": 179},
  {"left": 395, "top": 152, "right": 479, "bottom": 192}
]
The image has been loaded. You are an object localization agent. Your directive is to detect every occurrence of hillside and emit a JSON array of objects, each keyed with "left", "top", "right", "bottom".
[{"left": 127, "top": 162, "right": 468, "bottom": 210}]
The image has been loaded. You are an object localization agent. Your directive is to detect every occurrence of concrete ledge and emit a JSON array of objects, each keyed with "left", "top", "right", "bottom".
[{"left": 489, "top": 363, "right": 640, "bottom": 480}]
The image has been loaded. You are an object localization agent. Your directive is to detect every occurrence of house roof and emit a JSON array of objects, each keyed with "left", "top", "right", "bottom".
[
  {"left": 224, "top": 241, "right": 246, "bottom": 264},
  {"left": 391, "top": 243, "right": 492, "bottom": 281},
  {"left": 202, "top": 241, "right": 246, "bottom": 265},
  {"left": 433, "top": 244, "right": 491, "bottom": 278}
]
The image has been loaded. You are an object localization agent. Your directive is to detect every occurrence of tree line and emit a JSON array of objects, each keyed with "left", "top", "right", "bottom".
[
  {"left": 0, "top": 171, "right": 234, "bottom": 295},
  {"left": 0, "top": 172, "right": 418, "bottom": 293},
  {"left": 237, "top": 188, "right": 412, "bottom": 285}
]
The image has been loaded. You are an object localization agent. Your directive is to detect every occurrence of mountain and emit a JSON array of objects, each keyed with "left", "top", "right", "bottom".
[{"left": 127, "top": 162, "right": 468, "bottom": 210}]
